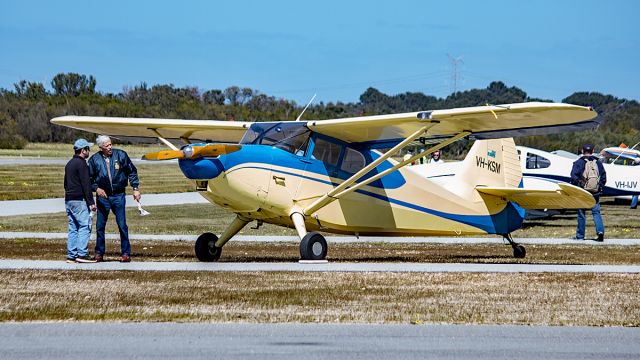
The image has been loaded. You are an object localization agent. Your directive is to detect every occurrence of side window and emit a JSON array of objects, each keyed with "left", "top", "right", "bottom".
[
  {"left": 312, "top": 138, "right": 342, "bottom": 166},
  {"left": 526, "top": 153, "right": 551, "bottom": 169},
  {"left": 340, "top": 148, "right": 366, "bottom": 174}
]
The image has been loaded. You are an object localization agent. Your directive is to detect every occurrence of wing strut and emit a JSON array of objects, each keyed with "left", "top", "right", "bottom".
[
  {"left": 331, "top": 131, "right": 470, "bottom": 199},
  {"left": 149, "top": 128, "right": 178, "bottom": 150},
  {"left": 303, "top": 123, "right": 442, "bottom": 216}
]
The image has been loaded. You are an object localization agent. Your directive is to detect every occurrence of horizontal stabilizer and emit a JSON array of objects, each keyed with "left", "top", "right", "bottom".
[{"left": 476, "top": 183, "right": 595, "bottom": 209}]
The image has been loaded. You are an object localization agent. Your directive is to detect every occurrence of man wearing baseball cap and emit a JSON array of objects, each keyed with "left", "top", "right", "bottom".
[{"left": 64, "top": 138, "right": 97, "bottom": 263}]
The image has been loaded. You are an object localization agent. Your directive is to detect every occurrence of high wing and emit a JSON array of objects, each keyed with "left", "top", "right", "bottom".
[
  {"left": 308, "top": 102, "right": 598, "bottom": 144},
  {"left": 476, "top": 183, "right": 596, "bottom": 209},
  {"left": 52, "top": 102, "right": 597, "bottom": 145},
  {"left": 50, "top": 116, "right": 252, "bottom": 143}
]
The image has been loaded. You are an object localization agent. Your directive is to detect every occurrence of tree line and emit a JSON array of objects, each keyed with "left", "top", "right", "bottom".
[{"left": 1, "top": 72, "right": 638, "bottom": 157}]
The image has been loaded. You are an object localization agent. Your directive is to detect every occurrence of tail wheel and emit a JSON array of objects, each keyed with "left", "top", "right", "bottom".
[
  {"left": 513, "top": 244, "right": 526, "bottom": 259},
  {"left": 299, "top": 232, "right": 328, "bottom": 260},
  {"left": 195, "top": 232, "right": 222, "bottom": 262}
]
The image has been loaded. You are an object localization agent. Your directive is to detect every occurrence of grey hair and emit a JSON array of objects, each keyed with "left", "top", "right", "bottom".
[{"left": 96, "top": 135, "right": 111, "bottom": 148}]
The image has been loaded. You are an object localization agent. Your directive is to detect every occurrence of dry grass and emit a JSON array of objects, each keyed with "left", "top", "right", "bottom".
[
  {"left": 2, "top": 239, "right": 640, "bottom": 265},
  {"left": 0, "top": 270, "right": 637, "bottom": 325}
]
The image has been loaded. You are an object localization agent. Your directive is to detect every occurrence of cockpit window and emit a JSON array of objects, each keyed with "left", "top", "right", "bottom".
[
  {"left": 312, "top": 138, "right": 342, "bottom": 166},
  {"left": 526, "top": 153, "right": 551, "bottom": 169},
  {"left": 340, "top": 148, "right": 366, "bottom": 174},
  {"left": 240, "top": 122, "right": 310, "bottom": 155}
]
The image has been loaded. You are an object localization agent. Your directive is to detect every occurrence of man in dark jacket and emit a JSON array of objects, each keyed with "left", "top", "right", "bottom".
[
  {"left": 570, "top": 144, "right": 607, "bottom": 241},
  {"left": 64, "top": 139, "right": 97, "bottom": 263},
  {"left": 88, "top": 135, "right": 141, "bottom": 262}
]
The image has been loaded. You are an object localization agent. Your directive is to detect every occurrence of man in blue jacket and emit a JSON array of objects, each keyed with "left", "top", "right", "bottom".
[
  {"left": 89, "top": 135, "right": 141, "bottom": 262},
  {"left": 570, "top": 144, "right": 607, "bottom": 242}
]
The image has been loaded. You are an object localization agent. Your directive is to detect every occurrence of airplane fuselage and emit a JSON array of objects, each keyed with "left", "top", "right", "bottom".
[{"left": 177, "top": 123, "right": 524, "bottom": 237}]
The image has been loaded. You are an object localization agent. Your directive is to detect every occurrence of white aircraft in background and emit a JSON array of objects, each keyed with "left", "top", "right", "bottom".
[{"left": 413, "top": 144, "right": 640, "bottom": 200}]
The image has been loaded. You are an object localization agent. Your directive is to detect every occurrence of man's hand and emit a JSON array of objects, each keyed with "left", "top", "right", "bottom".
[
  {"left": 133, "top": 190, "right": 141, "bottom": 202},
  {"left": 90, "top": 204, "right": 97, "bottom": 212},
  {"left": 96, "top": 188, "right": 107, "bottom": 198}
]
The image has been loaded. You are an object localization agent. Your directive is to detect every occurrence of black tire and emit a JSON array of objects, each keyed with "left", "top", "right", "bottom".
[
  {"left": 513, "top": 244, "right": 526, "bottom": 259},
  {"left": 299, "top": 232, "right": 328, "bottom": 260},
  {"left": 195, "top": 232, "right": 222, "bottom": 262}
]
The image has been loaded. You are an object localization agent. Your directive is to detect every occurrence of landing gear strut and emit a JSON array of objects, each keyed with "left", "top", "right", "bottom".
[
  {"left": 291, "top": 212, "right": 328, "bottom": 261},
  {"left": 503, "top": 233, "right": 526, "bottom": 258}
]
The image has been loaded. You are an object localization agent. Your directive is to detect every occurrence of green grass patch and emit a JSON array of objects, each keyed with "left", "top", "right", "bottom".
[
  {"left": 1, "top": 202, "right": 638, "bottom": 240},
  {"left": 0, "top": 163, "right": 193, "bottom": 200},
  {"left": 0, "top": 204, "right": 296, "bottom": 235},
  {"left": 0, "top": 142, "right": 167, "bottom": 159}
]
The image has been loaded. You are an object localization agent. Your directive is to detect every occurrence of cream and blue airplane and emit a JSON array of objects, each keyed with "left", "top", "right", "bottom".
[{"left": 51, "top": 102, "right": 598, "bottom": 260}]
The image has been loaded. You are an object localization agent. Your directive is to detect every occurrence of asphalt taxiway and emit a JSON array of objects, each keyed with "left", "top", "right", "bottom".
[{"left": 1, "top": 323, "right": 638, "bottom": 360}]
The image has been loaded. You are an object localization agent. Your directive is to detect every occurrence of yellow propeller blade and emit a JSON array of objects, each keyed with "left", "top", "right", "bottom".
[
  {"left": 142, "top": 144, "right": 242, "bottom": 161},
  {"left": 141, "top": 150, "right": 185, "bottom": 161},
  {"left": 192, "top": 144, "right": 242, "bottom": 157}
]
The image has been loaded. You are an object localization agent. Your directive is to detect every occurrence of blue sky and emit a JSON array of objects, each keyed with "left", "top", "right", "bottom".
[{"left": 1, "top": 0, "right": 638, "bottom": 105}]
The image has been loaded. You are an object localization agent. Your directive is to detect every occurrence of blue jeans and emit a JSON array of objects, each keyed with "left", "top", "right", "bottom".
[
  {"left": 65, "top": 200, "right": 91, "bottom": 259},
  {"left": 576, "top": 198, "right": 604, "bottom": 239},
  {"left": 95, "top": 193, "right": 130, "bottom": 256}
]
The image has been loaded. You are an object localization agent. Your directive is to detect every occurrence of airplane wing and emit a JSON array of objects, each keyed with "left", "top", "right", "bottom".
[
  {"left": 476, "top": 183, "right": 596, "bottom": 209},
  {"left": 308, "top": 102, "right": 598, "bottom": 144},
  {"left": 50, "top": 116, "right": 252, "bottom": 143}
]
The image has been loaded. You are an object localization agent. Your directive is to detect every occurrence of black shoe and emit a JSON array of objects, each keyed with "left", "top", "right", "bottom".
[
  {"left": 66, "top": 257, "right": 76, "bottom": 264},
  {"left": 570, "top": 237, "right": 584, "bottom": 241},
  {"left": 596, "top": 233, "right": 604, "bottom": 242}
]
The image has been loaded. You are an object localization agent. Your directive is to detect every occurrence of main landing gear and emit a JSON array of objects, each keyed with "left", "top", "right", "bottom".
[
  {"left": 300, "top": 232, "right": 328, "bottom": 260},
  {"left": 292, "top": 212, "right": 328, "bottom": 261},
  {"left": 194, "top": 213, "right": 329, "bottom": 262},
  {"left": 503, "top": 233, "right": 526, "bottom": 258}
]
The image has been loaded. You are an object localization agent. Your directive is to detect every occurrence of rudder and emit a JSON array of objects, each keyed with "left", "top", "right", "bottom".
[{"left": 445, "top": 138, "right": 522, "bottom": 198}]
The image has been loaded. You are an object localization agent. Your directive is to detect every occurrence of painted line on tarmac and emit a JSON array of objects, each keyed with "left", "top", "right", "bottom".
[
  {"left": 0, "top": 260, "right": 639, "bottom": 273},
  {"left": 2, "top": 232, "right": 640, "bottom": 245}
]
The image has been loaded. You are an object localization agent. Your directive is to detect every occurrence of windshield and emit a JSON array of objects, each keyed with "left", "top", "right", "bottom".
[{"left": 241, "top": 122, "right": 311, "bottom": 155}]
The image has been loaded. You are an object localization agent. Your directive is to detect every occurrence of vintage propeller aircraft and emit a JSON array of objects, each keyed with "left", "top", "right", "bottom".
[{"left": 51, "top": 102, "right": 598, "bottom": 260}]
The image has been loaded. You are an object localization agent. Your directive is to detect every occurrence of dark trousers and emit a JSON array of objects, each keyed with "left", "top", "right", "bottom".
[{"left": 95, "top": 193, "right": 131, "bottom": 256}]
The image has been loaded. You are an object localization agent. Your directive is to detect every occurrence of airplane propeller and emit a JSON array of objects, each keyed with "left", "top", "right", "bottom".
[{"left": 142, "top": 143, "right": 242, "bottom": 161}]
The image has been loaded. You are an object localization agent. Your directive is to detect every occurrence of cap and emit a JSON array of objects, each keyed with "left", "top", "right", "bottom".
[
  {"left": 582, "top": 144, "right": 594, "bottom": 153},
  {"left": 73, "top": 138, "right": 93, "bottom": 150}
]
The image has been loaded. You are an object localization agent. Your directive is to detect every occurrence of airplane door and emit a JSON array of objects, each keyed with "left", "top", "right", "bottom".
[
  {"left": 294, "top": 137, "right": 344, "bottom": 212},
  {"left": 261, "top": 124, "right": 313, "bottom": 213},
  {"left": 265, "top": 150, "right": 310, "bottom": 212}
]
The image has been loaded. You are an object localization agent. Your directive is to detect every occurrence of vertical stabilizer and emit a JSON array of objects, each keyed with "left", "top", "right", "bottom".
[{"left": 445, "top": 138, "right": 522, "bottom": 198}]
